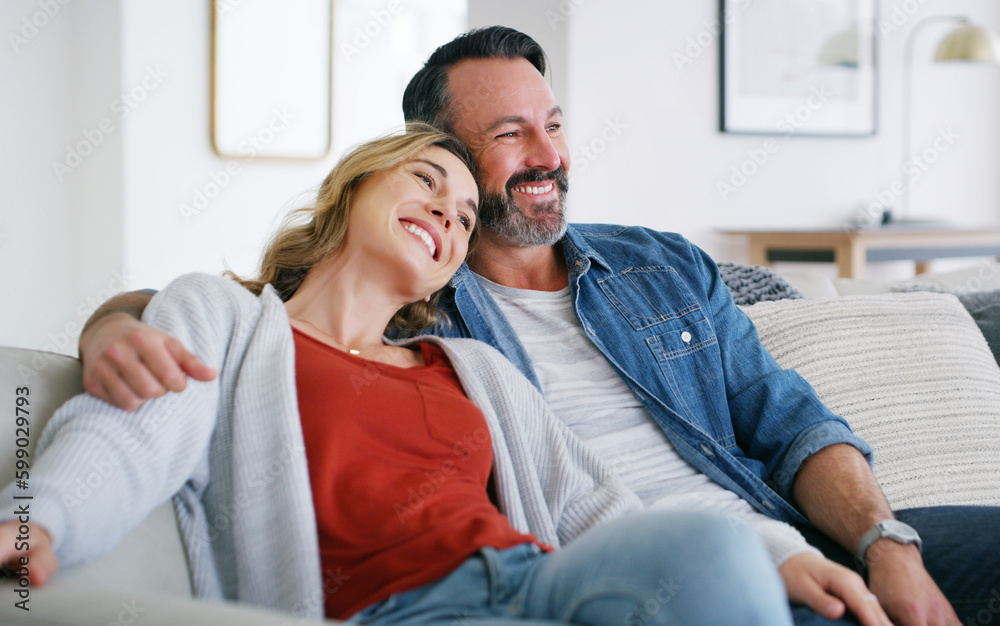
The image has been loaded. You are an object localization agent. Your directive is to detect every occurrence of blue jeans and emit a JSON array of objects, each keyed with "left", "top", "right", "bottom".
[
  {"left": 792, "top": 506, "right": 1000, "bottom": 625},
  {"left": 349, "top": 510, "right": 793, "bottom": 625}
]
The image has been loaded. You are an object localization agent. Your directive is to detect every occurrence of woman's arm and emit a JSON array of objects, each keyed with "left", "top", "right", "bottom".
[
  {"left": 2, "top": 274, "right": 241, "bottom": 570},
  {"left": 0, "top": 522, "right": 56, "bottom": 586}
]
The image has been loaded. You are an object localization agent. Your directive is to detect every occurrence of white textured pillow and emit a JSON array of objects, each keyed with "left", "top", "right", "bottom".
[{"left": 741, "top": 292, "right": 1000, "bottom": 510}]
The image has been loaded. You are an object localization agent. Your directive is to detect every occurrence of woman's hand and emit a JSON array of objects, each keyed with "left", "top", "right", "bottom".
[
  {"left": 780, "top": 552, "right": 893, "bottom": 626},
  {"left": 1, "top": 521, "right": 58, "bottom": 586}
]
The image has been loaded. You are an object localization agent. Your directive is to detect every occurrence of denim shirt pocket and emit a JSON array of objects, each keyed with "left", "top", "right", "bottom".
[
  {"left": 597, "top": 267, "right": 731, "bottom": 445},
  {"left": 598, "top": 266, "right": 700, "bottom": 330}
]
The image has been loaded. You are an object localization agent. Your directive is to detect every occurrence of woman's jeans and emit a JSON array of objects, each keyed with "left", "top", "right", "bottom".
[{"left": 350, "top": 510, "right": 793, "bottom": 625}]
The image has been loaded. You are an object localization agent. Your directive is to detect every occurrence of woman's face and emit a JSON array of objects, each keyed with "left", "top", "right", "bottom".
[{"left": 345, "top": 145, "right": 479, "bottom": 300}]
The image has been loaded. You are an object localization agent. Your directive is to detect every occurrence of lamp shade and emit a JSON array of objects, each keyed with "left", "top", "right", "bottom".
[
  {"left": 818, "top": 26, "right": 859, "bottom": 67},
  {"left": 934, "top": 24, "right": 1000, "bottom": 62}
]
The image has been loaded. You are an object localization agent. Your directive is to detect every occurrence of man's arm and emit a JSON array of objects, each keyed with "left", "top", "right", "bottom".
[
  {"left": 792, "top": 444, "right": 958, "bottom": 626},
  {"left": 79, "top": 291, "right": 216, "bottom": 411},
  {"left": 679, "top": 242, "right": 955, "bottom": 625}
]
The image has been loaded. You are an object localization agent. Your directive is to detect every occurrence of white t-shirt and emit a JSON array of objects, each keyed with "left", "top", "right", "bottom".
[{"left": 477, "top": 275, "right": 820, "bottom": 565}]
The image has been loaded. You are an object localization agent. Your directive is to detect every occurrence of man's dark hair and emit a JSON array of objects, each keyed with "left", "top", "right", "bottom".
[{"left": 402, "top": 26, "right": 547, "bottom": 133}]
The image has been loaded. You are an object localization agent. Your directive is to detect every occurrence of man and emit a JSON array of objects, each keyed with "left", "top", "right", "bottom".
[{"left": 79, "top": 26, "right": 996, "bottom": 626}]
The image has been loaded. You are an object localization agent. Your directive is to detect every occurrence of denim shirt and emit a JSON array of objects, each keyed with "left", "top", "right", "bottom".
[{"left": 437, "top": 224, "right": 872, "bottom": 527}]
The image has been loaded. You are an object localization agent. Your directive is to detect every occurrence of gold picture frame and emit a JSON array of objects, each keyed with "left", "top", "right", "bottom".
[{"left": 211, "top": 0, "right": 333, "bottom": 160}]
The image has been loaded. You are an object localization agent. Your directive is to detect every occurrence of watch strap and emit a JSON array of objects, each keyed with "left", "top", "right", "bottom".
[
  {"left": 856, "top": 523, "right": 886, "bottom": 565},
  {"left": 855, "top": 520, "right": 922, "bottom": 566}
]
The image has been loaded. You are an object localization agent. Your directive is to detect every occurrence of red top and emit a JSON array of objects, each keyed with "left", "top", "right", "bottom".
[{"left": 292, "top": 328, "right": 543, "bottom": 620}]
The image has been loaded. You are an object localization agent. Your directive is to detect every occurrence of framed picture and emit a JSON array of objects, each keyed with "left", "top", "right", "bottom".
[
  {"left": 720, "top": 0, "right": 878, "bottom": 137},
  {"left": 211, "top": 0, "right": 333, "bottom": 160}
]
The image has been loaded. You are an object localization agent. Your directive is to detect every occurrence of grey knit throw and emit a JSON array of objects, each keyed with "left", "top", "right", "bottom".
[{"left": 718, "top": 262, "right": 804, "bottom": 306}]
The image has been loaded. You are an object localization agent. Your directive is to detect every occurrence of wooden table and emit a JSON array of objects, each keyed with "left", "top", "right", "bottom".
[{"left": 721, "top": 226, "right": 1000, "bottom": 279}]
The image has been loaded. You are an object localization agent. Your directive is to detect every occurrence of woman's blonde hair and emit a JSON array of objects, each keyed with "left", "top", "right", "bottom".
[{"left": 228, "top": 123, "right": 478, "bottom": 334}]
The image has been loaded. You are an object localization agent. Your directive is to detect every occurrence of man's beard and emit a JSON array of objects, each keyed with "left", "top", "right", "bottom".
[{"left": 477, "top": 167, "right": 569, "bottom": 247}]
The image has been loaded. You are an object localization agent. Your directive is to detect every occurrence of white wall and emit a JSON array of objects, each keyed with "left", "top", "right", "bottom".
[
  {"left": 1, "top": 0, "right": 463, "bottom": 355},
  {"left": 558, "top": 0, "right": 1000, "bottom": 271},
  {"left": 1, "top": 0, "right": 125, "bottom": 357},
  {"left": 468, "top": 0, "right": 569, "bottom": 104},
  {"left": 119, "top": 0, "right": 465, "bottom": 291},
  {"left": 3, "top": 0, "right": 999, "bottom": 355}
]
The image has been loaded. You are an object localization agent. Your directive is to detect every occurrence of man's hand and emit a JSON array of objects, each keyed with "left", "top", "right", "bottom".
[
  {"left": 81, "top": 312, "right": 217, "bottom": 411},
  {"left": 1, "top": 522, "right": 58, "bottom": 586},
  {"left": 866, "top": 542, "right": 959, "bottom": 626},
  {"left": 780, "top": 552, "right": 892, "bottom": 626},
  {"left": 790, "top": 444, "right": 959, "bottom": 626}
]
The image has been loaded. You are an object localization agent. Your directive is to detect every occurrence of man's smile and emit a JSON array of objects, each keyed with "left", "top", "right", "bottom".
[{"left": 512, "top": 182, "right": 555, "bottom": 196}]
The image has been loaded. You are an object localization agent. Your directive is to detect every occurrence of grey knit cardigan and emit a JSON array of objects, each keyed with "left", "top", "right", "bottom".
[{"left": 6, "top": 273, "right": 641, "bottom": 620}]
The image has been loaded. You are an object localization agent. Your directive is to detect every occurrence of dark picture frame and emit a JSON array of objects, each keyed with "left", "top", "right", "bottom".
[{"left": 720, "top": 0, "right": 878, "bottom": 137}]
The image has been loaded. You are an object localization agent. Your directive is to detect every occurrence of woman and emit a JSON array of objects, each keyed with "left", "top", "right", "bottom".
[{"left": 1, "top": 125, "right": 794, "bottom": 624}]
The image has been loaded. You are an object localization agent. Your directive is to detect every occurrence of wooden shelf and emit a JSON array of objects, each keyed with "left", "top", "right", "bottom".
[{"left": 721, "top": 227, "right": 1000, "bottom": 278}]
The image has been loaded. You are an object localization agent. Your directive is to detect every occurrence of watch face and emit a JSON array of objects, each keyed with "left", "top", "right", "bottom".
[{"left": 881, "top": 520, "right": 919, "bottom": 542}]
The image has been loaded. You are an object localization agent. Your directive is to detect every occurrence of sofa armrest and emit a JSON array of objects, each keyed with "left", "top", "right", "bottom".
[{"left": 0, "top": 580, "right": 343, "bottom": 625}]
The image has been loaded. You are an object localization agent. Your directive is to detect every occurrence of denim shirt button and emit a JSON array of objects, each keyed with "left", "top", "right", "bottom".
[
  {"left": 680, "top": 331, "right": 692, "bottom": 343},
  {"left": 700, "top": 444, "right": 714, "bottom": 456},
  {"left": 761, "top": 499, "right": 776, "bottom": 510}
]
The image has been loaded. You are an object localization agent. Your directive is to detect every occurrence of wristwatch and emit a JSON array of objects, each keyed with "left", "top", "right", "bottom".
[{"left": 856, "top": 520, "right": 922, "bottom": 566}]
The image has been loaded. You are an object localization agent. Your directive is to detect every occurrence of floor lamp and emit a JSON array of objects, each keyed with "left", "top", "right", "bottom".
[{"left": 898, "top": 16, "right": 1000, "bottom": 223}]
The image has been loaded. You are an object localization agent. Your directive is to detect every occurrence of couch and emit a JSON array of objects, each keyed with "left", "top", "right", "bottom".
[
  {"left": 2, "top": 263, "right": 998, "bottom": 625},
  {"left": 0, "top": 347, "right": 338, "bottom": 625},
  {"left": 748, "top": 263, "right": 1000, "bottom": 511}
]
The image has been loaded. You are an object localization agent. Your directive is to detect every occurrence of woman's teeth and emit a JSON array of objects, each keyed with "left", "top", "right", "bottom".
[{"left": 403, "top": 222, "right": 437, "bottom": 258}]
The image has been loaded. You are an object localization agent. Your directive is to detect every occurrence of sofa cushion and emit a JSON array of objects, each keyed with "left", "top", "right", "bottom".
[
  {"left": 0, "top": 347, "right": 191, "bottom": 597},
  {"left": 741, "top": 293, "right": 1000, "bottom": 510},
  {"left": 956, "top": 289, "right": 1000, "bottom": 366}
]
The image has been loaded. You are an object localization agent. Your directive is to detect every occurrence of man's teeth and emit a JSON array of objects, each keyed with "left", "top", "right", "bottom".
[
  {"left": 403, "top": 222, "right": 436, "bottom": 258},
  {"left": 515, "top": 182, "right": 554, "bottom": 195}
]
